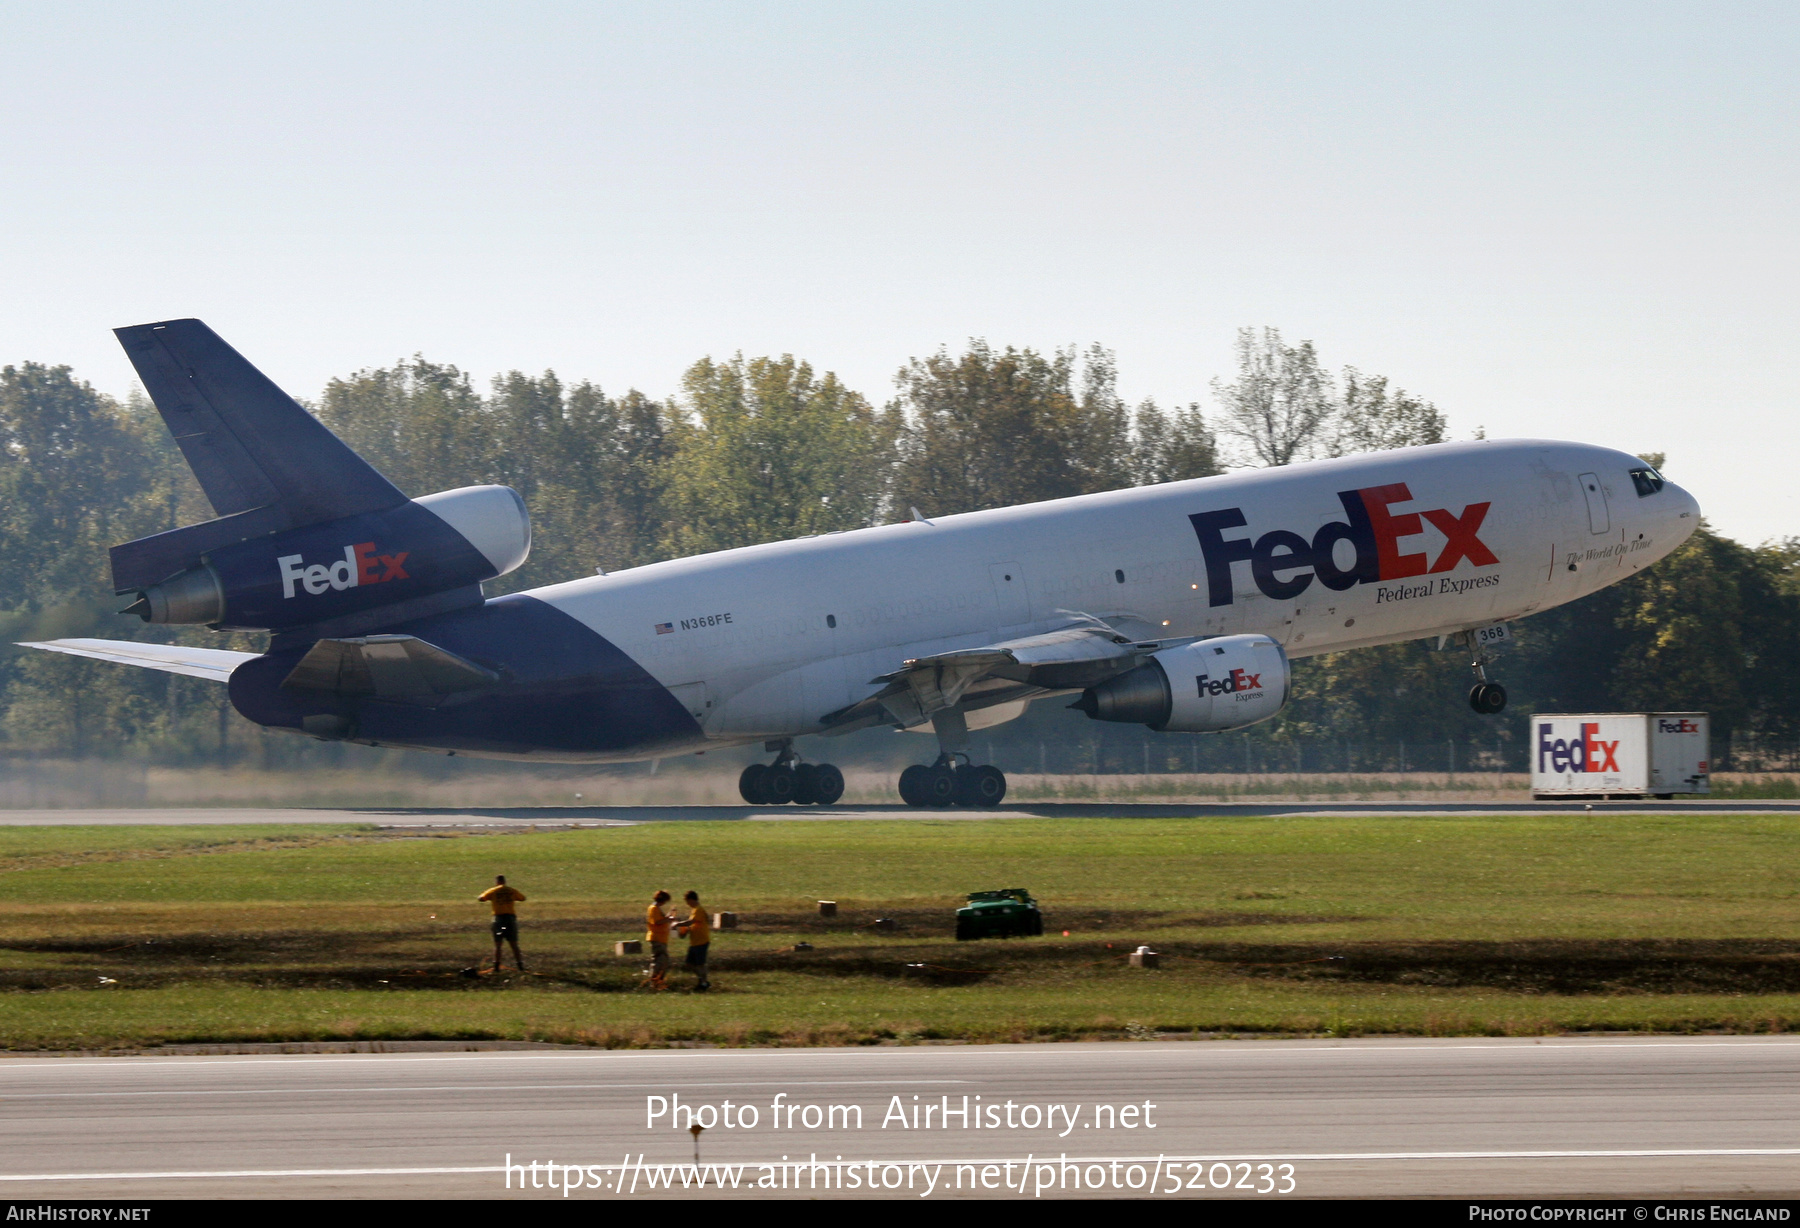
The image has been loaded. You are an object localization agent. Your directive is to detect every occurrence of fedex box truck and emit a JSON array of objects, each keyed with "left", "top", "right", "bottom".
[{"left": 1530, "top": 713, "right": 1710, "bottom": 799}]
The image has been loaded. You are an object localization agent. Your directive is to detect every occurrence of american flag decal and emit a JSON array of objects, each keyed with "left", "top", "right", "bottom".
[{"left": 655, "top": 622, "right": 674, "bottom": 635}]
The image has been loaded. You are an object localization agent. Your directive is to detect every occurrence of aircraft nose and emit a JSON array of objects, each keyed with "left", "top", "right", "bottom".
[{"left": 1662, "top": 478, "right": 1702, "bottom": 537}]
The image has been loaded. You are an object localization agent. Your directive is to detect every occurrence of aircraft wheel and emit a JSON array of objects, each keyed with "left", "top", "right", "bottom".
[
  {"left": 763, "top": 764, "right": 797, "bottom": 804},
  {"left": 1469, "top": 682, "right": 1508, "bottom": 715},
  {"left": 792, "top": 763, "right": 820, "bottom": 805},
  {"left": 955, "top": 764, "right": 1007, "bottom": 806},
  {"left": 922, "top": 764, "right": 958, "bottom": 807},
  {"left": 811, "top": 763, "right": 845, "bottom": 806},
  {"left": 738, "top": 764, "right": 770, "bottom": 804},
  {"left": 898, "top": 764, "right": 931, "bottom": 807}
]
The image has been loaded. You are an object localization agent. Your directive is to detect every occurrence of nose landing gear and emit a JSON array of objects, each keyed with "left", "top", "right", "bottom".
[
  {"left": 738, "top": 739, "right": 844, "bottom": 806},
  {"left": 1462, "top": 629, "right": 1508, "bottom": 715}
]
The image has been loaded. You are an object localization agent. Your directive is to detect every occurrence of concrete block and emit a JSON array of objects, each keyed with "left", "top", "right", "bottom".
[
  {"left": 614, "top": 940, "right": 643, "bottom": 955},
  {"left": 1128, "top": 946, "right": 1160, "bottom": 969},
  {"left": 818, "top": 901, "right": 837, "bottom": 917},
  {"left": 713, "top": 912, "right": 738, "bottom": 929}
]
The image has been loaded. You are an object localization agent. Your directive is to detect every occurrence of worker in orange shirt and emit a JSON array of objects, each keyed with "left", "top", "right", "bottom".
[
  {"left": 644, "top": 890, "right": 674, "bottom": 987},
  {"left": 478, "top": 875, "right": 527, "bottom": 972},
  {"left": 676, "top": 890, "right": 712, "bottom": 991}
]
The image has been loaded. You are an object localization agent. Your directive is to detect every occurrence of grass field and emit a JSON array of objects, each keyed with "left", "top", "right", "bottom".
[{"left": 5, "top": 813, "right": 1800, "bottom": 1049}]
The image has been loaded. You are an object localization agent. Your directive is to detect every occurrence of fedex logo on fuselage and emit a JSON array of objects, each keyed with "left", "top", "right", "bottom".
[
  {"left": 1188, "top": 483, "right": 1497, "bottom": 607},
  {"left": 1537, "top": 722, "right": 1620, "bottom": 774},
  {"left": 278, "top": 542, "right": 410, "bottom": 598}
]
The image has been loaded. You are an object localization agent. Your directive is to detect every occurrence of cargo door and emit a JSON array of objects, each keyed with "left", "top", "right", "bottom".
[
  {"left": 1579, "top": 472, "right": 1610, "bottom": 534},
  {"left": 988, "top": 562, "right": 1031, "bottom": 632}
]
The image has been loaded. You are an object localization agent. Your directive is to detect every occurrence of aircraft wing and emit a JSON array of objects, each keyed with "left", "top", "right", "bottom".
[
  {"left": 17, "top": 638, "right": 258, "bottom": 682},
  {"left": 825, "top": 619, "right": 1182, "bottom": 732}
]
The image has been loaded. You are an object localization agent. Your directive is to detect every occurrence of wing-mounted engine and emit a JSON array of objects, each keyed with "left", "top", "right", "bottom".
[
  {"left": 1071, "top": 633, "right": 1290, "bottom": 732},
  {"left": 105, "top": 318, "right": 530, "bottom": 634}
]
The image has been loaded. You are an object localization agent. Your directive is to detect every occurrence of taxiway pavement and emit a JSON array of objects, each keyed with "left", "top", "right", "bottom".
[{"left": 2, "top": 1036, "right": 1799, "bottom": 1199}]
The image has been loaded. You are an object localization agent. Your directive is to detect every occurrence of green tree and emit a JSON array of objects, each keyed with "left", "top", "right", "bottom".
[
  {"left": 1330, "top": 368, "right": 1447, "bottom": 455},
  {"left": 661, "top": 355, "right": 893, "bottom": 555},
  {"left": 1130, "top": 399, "right": 1220, "bottom": 485},
  {"left": 315, "top": 358, "right": 493, "bottom": 498},
  {"left": 1211, "top": 327, "right": 1333, "bottom": 467},
  {"left": 892, "top": 341, "right": 1123, "bottom": 516}
]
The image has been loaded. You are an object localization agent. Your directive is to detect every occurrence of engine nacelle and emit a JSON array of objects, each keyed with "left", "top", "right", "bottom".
[
  {"left": 1072, "top": 633, "right": 1289, "bottom": 733},
  {"left": 122, "top": 485, "right": 530, "bottom": 630}
]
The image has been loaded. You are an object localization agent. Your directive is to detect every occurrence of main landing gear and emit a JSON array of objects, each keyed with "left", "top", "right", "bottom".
[
  {"left": 738, "top": 739, "right": 845, "bottom": 807},
  {"left": 896, "top": 708, "right": 1008, "bottom": 808},
  {"left": 1463, "top": 629, "right": 1508, "bottom": 715},
  {"left": 898, "top": 754, "right": 1007, "bottom": 808}
]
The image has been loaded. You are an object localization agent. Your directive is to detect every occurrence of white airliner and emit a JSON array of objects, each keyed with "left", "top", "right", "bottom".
[{"left": 24, "top": 320, "right": 1700, "bottom": 807}]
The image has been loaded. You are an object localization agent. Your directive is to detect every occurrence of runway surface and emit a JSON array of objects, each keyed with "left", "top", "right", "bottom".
[
  {"left": 3, "top": 1037, "right": 1800, "bottom": 1199},
  {"left": 0, "top": 799, "right": 1797, "bottom": 826}
]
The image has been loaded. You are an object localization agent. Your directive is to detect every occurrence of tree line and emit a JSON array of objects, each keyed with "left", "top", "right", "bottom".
[{"left": 0, "top": 326, "right": 1790, "bottom": 770}]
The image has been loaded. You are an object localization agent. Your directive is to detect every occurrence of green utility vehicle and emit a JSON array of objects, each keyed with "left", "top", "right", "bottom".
[{"left": 955, "top": 888, "right": 1044, "bottom": 940}]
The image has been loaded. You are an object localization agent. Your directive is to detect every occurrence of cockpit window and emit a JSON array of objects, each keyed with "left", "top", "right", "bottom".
[{"left": 1629, "top": 467, "right": 1664, "bottom": 497}]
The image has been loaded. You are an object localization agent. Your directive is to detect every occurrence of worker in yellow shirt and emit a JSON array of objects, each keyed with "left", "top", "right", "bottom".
[
  {"left": 477, "top": 875, "right": 527, "bottom": 972},
  {"left": 676, "top": 890, "right": 712, "bottom": 991},
  {"left": 644, "top": 890, "right": 674, "bottom": 987}
]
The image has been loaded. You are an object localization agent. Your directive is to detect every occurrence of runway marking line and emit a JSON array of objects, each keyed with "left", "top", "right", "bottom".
[
  {"left": 0, "top": 1078, "right": 973, "bottom": 1099},
  {"left": 10, "top": 1149, "right": 1800, "bottom": 1184},
  {"left": 5, "top": 1037, "right": 1800, "bottom": 1074}
]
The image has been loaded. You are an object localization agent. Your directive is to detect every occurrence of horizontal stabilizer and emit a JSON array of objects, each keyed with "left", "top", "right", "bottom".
[
  {"left": 114, "top": 319, "right": 407, "bottom": 525},
  {"left": 281, "top": 634, "right": 499, "bottom": 704},
  {"left": 17, "top": 638, "right": 256, "bottom": 682}
]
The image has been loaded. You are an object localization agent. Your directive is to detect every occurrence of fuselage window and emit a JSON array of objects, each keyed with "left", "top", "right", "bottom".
[
  {"left": 1629, "top": 467, "right": 1664, "bottom": 497},
  {"left": 826, "top": 614, "right": 836, "bottom": 628},
  {"left": 1114, "top": 569, "right": 1125, "bottom": 583}
]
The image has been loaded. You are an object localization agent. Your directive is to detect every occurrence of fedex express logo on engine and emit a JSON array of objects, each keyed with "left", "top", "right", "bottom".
[
  {"left": 1198, "top": 668, "right": 1261, "bottom": 697},
  {"left": 1189, "top": 483, "right": 1497, "bottom": 607},
  {"left": 1538, "top": 722, "right": 1621, "bottom": 774},
  {"left": 278, "top": 543, "right": 410, "bottom": 598}
]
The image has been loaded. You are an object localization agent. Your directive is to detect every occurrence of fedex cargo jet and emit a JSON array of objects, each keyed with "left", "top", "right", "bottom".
[{"left": 23, "top": 320, "right": 1700, "bottom": 808}]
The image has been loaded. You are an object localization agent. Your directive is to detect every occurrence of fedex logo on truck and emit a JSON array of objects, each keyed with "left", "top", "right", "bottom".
[
  {"left": 1189, "top": 483, "right": 1496, "bottom": 607},
  {"left": 278, "top": 543, "right": 411, "bottom": 598},
  {"left": 1659, "top": 718, "right": 1701, "bottom": 734},
  {"left": 1537, "top": 722, "right": 1621, "bottom": 774}
]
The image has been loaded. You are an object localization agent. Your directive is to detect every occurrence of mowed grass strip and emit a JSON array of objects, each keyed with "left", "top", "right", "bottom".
[{"left": 4, "top": 814, "right": 1800, "bottom": 1047}]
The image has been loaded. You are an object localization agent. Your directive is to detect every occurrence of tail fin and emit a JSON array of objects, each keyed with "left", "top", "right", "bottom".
[
  {"left": 116, "top": 319, "right": 405, "bottom": 522},
  {"left": 111, "top": 319, "right": 408, "bottom": 591}
]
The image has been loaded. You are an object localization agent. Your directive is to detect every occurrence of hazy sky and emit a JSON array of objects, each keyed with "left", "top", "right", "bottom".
[{"left": 2, "top": 2, "right": 1794, "bottom": 542}]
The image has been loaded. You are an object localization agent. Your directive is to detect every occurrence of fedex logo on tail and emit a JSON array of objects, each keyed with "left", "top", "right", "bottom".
[
  {"left": 278, "top": 543, "right": 410, "bottom": 598},
  {"left": 1537, "top": 722, "right": 1621, "bottom": 774},
  {"left": 1189, "top": 483, "right": 1496, "bottom": 606}
]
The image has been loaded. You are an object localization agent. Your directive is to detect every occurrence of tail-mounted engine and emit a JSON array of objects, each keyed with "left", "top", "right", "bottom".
[
  {"left": 116, "top": 485, "right": 529, "bottom": 632},
  {"left": 1071, "top": 633, "right": 1289, "bottom": 733},
  {"left": 103, "top": 318, "right": 536, "bottom": 637}
]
